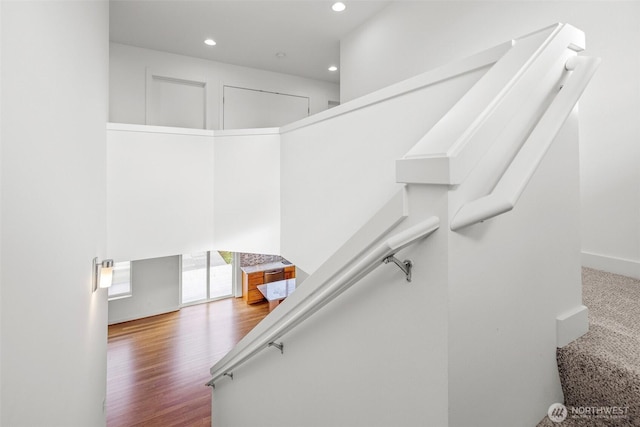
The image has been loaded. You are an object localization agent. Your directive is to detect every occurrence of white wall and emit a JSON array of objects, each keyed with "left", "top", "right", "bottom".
[
  {"left": 107, "top": 125, "right": 215, "bottom": 262},
  {"left": 107, "top": 125, "right": 281, "bottom": 263},
  {"left": 108, "top": 256, "right": 179, "bottom": 325},
  {"left": 213, "top": 130, "right": 281, "bottom": 255},
  {"left": 110, "top": 43, "right": 340, "bottom": 130},
  {"left": 341, "top": 1, "right": 640, "bottom": 278},
  {"left": 280, "top": 66, "right": 488, "bottom": 273},
  {"left": 1, "top": 2, "right": 109, "bottom": 426}
]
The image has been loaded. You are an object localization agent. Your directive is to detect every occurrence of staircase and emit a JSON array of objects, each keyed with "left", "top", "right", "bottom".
[
  {"left": 208, "top": 24, "right": 601, "bottom": 427},
  {"left": 538, "top": 268, "right": 640, "bottom": 426}
]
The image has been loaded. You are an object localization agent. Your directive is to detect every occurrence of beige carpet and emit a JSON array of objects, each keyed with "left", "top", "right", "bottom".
[{"left": 538, "top": 268, "right": 640, "bottom": 426}]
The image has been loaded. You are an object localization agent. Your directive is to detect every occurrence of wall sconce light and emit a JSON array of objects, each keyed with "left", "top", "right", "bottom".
[{"left": 92, "top": 257, "right": 114, "bottom": 292}]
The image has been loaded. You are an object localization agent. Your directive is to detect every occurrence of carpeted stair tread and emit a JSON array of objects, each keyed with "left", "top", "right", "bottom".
[
  {"left": 538, "top": 268, "right": 640, "bottom": 426},
  {"left": 581, "top": 268, "right": 640, "bottom": 370},
  {"left": 560, "top": 324, "right": 640, "bottom": 385}
]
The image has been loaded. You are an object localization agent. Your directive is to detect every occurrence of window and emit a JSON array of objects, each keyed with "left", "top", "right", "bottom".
[
  {"left": 181, "top": 251, "right": 234, "bottom": 305},
  {"left": 108, "top": 261, "right": 132, "bottom": 300}
]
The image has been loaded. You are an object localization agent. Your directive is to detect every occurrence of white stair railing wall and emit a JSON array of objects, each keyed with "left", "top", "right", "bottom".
[
  {"left": 278, "top": 55, "right": 497, "bottom": 275},
  {"left": 209, "top": 23, "right": 598, "bottom": 427}
]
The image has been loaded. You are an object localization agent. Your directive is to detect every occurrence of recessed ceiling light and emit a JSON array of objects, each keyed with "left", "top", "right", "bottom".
[
  {"left": 328, "top": 65, "right": 338, "bottom": 72},
  {"left": 332, "top": 2, "right": 346, "bottom": 12},
  {"left": 204, "top": 39, "right": 216, "bottom": 46},
  {"left": 276, "top": 52, "right": 287, "bottom": 58}
]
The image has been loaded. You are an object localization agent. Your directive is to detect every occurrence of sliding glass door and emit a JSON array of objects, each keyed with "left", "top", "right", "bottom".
[
  {"left": 209, "top": 251, "right": 233, "bottom": 299},
  {"left": 181, "top": 251, "right": 234, "bottom": 305}
]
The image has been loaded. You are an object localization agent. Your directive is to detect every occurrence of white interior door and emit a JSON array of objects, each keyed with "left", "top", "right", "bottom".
[{"left": 223, "top": 85, "right": 309, "bottom": 129}]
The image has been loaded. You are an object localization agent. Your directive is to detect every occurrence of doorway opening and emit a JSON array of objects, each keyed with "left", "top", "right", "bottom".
[{"left": 180, "top": 250, "right": 236, "bottom": 306}]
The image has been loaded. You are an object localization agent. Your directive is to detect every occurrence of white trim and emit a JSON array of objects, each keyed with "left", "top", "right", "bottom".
[
  {"left": 106, "top": 122, "right": 280, "bottom": 138},
  {"left": 581, "top": 251, "right": 640, "bottom": 279},
  {"left": 556, "top": 305, "right": 589, "bottom": 347},
  {"left": 107, "top": 122, "right": 215, "bottom": 137},
  {"left": 214, "top": 128, "right": 280, "bottom": 137},
  {"left": 107, "top": 294, "right": 132, "bottom": 302}
]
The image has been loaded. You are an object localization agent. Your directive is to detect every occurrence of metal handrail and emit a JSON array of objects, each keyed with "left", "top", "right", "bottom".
[
  {"left": 207, "top": 216, "right": 440, "bottom": 388},
  {"left": 450, "top": 55, "right": 600, "bottom": 231}
]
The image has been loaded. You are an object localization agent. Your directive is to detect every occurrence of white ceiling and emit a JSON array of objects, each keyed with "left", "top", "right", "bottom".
[{"left": 109, "top": 1, "right": 391, "bottom": 84}]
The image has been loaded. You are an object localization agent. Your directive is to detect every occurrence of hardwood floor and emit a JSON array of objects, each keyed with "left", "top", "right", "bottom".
[{"left": 107, "top": 297, "right": 270, "bottom": 427}]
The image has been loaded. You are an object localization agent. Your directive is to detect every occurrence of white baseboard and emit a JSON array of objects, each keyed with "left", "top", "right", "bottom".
[
  {"left": 108, "top": 306, "right": 179, "bottom": 325},
  {"left": 581, "top": 251, "right": 640, "bottom": 279},
  {"left": 557, "top": 305, "right": 589, "bottom": 347}
]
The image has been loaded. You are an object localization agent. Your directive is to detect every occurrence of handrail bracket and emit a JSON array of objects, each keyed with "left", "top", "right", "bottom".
[
  {"left": 268, "top": 341, "right": 284, "bottom": 354},
  {"left": 383, "top": 255, "right": 413, "bottom": 282},
  {"left": 206, "top": 372, "right": 233, "bottom": 389}
]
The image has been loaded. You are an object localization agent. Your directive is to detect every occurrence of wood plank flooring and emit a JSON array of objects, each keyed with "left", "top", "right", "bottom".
[{"left": 107, "top": 298, "right": 270, "bottom": 427}]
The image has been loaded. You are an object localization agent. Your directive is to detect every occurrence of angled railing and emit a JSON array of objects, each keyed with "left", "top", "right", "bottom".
[
  {"left": 450, "top": 55, "right": 600, "bottom": 231},
  {"left": 207, "top": 216, "right": 440, "bottom": 388},
  {"left": 396, "top": 23, "right": 586, "bottom": 186}
]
